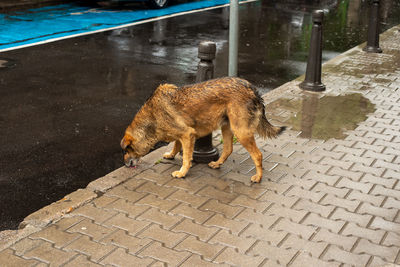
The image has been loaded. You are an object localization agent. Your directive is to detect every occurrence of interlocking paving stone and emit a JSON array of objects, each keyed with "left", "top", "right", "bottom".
[
  {"left": 313, "top": 182, "right": 350, "bottom": 198},
  {"left": 248, "top": 240, "right": 298, "bottom": 265},
  {"left": 319, "top": 194, "right": 360, "bottom": 212},
  {"left": 105, "top": 185, "right": 147, "bottom": 203},
  {"left": 312, "top": 228, "right": 358, "bottom": 251},
  {"left": 384, "top": 197, "right": 400, "bottom": 209},
  {"left": 209, "top": 229, "right": 256, "bottom": 253},
  {"left": 292, "top": 198, "right": 335, "bottom": 217},
  {"left": 258, "top": 190, "right": 298, "bottom": 207},
  {"left": 196, "top": 185, "right": 238, "bottom": 203},
  {"left": 302, "top": 170, "right": 341, "bottom": 186},
  {"left": 358, "top": 202, "right": 398, "bottom": 221},
  {"left": 322, "top": 244, "right": 371, "bottom": 266},
  {"left": 171, "top": 218, "right": 219, "bottom": 242},
  {"left": 67, "top": 219, "right": 113, "bottom": 241},
  {"left": 101, "top": 247, "right": 155, "bottom": 266},
  {"left": 230, "top": 194, "right": 272, "bottom": 212},
  {"left": 170, "top": 203, "right": 214, "bottom": 224},
  {"left": 273, "top": 218, "right": 318, "bottom": 240},
  {"left": 104, "top": 198, "right": 150, "bottom": 216},
  {"left": 302, "top": 213, "right": 346, "bottom": 233},
  {"left": 30, "top": 225, "right": 80, "bottom": 248},
  {"left": 347, "top": 190, "right": 385, "bottom": 207},
  {"left": 11, "top": 238, "right": 45, "bottom": 256},
  {"left": 353, "top": 238, "right": 400, "bottom": 263},
  {"left": 181, "top": 254, "right": 228, "bottom": 267},
  {"left": 70, "top": 204, "right": 118, "bottom": 224},
  {"left": 240, "top": 223, "right": 287, "bottom": 246},
  {"left": 0, "top": 249, "right": 39, "bottom": 266},
  {"left": 137, "top": 224, "right": 186, "bottom": 248},
  {"left": 138, "top": 207, "right": 183, "bottom": 229},
  {"left": 213, "top": 247, "right": 265, "bottom": 266},
  {"left": 53, "top": 216, "right": 85, "bottom": 231},
  {"left": 138, "top": 241, "right": 191, "bottom": 266},
  {"left": 341, "top": 222, "right": 386, "bottom": 244},
  {"left": 370, "top": 217, "right": 400, "bottom": 233},
  {"left": 135, "top": 193, "right": 180, "bottom": 212},
  {"left": 101, "top": 229, "right": 152, "bottom": 253},
  {"left": 167, "top": 188, "right": 209, "bottom": 208},
  {"left": 266, "top": 203, "right": 308, "bottom": 222},
  {"left": 175, "top": 235, "right": 224, "bottom": 260},
  {"left": 290, "top": 252, "right": 341, "bottom": 267},
  {"left": 103, "top": 213, "right": 150, "bottom": 235},
  {"left": 203, "top": 214, "right": 249, "bottom": 234},
  {"left": 200, "top": 199, "right": 243, "bottom": 219},
  {"left": 63, "top": 235, "right": 115, "bottom": 262},
  {"left": 330, "top": 207, "right": 373, "bottom": 227},
  {"left": 280, "top": 234, "right": 328, "bottom": 258},
  {"left": 235, "top": 208, "right": 281, "bottom": 227},
  {"left": 63, "top": 254, "right": 102, "bottom": 266},
  {"left": 24, "top": 241, "right": 76, "bottom": 266}
]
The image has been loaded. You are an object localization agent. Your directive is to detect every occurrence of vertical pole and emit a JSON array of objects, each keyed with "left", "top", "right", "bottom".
[
  {"left": 363, "top": 0, "right": 382, "bottom": 53},
  {"left": 193, "top": 41, "right": 219, "bottom": 163},
  {"left": 299, "top": 10, "right": 326, "bottom": 92},
  {"left": 228, "top": 0, "right": 239, "bottom": 77}
]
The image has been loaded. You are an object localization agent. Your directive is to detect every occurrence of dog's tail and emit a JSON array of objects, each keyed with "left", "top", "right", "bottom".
[{"left": 257, "top": 107, "right": 286, "bottom": 139}]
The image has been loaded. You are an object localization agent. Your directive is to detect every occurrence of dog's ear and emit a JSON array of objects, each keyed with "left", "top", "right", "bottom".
[{"left": 120, "top": 134, "right": 135, "bottom": 150}]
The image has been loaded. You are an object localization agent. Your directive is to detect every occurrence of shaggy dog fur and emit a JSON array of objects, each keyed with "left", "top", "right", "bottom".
[{"left": 121, "top": 77, "right": 285, "bottom": 183}]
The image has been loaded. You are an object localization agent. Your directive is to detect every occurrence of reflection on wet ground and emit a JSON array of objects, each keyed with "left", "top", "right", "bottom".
[
  {"left": 267, "top": 93, "right": 376, "bottom": 140},
  {"left": 0, "top": 0, "right": 399, "bottom": 230}
]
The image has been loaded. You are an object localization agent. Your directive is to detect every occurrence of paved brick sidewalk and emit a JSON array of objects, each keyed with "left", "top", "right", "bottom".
[{"left": 1, "top": 26, "right": 400, "bottom": 267}]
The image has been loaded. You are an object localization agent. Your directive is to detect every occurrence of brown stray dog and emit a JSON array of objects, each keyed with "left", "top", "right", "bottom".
[{"left": 121, "top": 77, "right": 285, "bottom": 183}]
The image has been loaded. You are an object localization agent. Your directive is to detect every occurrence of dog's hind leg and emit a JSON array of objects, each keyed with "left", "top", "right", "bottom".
[
  {"left": 237, "top": 135, "right": 263, "bottom": 183},
  {"left": 227, "top": 105, "right": 263, "bottom": 183},
  {"left": 209, "top": 124, "right": 233, "bottom": 169},
  {"left": 163, "top": 140, "right": 182, "bottom": 159},
  {"left": 172, "top": 129, "right": 195, "bottom": 178}
]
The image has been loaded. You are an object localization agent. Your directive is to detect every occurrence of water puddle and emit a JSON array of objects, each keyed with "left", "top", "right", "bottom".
[
  {"left": 267, "top": 93, "right": 375, "bottom": 140},
  {"left": 0, "top": 57, "right": 16, "bottom": 69}
]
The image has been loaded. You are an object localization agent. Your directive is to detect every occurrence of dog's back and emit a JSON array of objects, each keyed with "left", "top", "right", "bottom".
[{"left": 160, "top": 77, "right": 282, "bottom": 139}]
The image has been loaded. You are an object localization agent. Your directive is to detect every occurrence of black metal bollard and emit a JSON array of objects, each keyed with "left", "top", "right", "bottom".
[
  {"left": 363, "top": 0, "right": 382, "bottom": 53},
  {"left": 299, "top": 10, "right": 326, "bottom": 92},
  {"left": 193, "top": 41, "right": 219, "bottom": 163}
]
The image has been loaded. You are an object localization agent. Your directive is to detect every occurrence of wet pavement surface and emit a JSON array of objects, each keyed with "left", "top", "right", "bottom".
[
  {"left": 1, "top": 0, "right": 400, "bottom": 230},
  {"left": 1, "top": 23, "right": 400, "bottom": 265},
  {"left": 267, "top": 93, "right": 376, "bottom": 140}
]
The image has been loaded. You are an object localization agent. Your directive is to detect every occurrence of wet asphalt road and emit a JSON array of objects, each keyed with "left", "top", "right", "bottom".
[{"left": 1, "top": 0, "right": 400, "bottom": 230}]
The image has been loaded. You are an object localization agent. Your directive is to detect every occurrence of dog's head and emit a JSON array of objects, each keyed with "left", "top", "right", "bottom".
[{"left": 120, "top": 133, "right": 141, "bottom": 168}]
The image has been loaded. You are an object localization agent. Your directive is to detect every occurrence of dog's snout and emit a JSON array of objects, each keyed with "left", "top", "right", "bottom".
[
  {"left": 129, "top": 158, "right": 135, "bottom": 167},
  {"left": 124, "top": 158, "right": 138, "bottom": 168},
  {"left": 125, "top": 158, "right": 133, "bottom": 167}
]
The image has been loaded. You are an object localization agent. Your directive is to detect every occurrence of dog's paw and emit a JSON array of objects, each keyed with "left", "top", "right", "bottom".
[
  {"left": 163, "top": 152, "right": 175, "bottom": 160},
  {"left": 251, "top": 174, "right": 262, "bottom": 183},
  {"left": 208, "top": 161, "right": 221, "bottom": 169},
  {"left": 172, "top": 171, "right": 186, "bottom": 178}
]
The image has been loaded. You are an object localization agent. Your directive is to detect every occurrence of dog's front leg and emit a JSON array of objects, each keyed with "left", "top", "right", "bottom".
[
  {"left": 163, "top": 140, "right": 182, "bottom": 159},
  {"left": 171, "top": 130, "right": 195, "bottom": 178}
]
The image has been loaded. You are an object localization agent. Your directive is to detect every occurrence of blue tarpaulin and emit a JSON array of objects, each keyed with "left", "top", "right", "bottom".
[{"left": 0, "top": 0, "right": 234, "bottom": 51}]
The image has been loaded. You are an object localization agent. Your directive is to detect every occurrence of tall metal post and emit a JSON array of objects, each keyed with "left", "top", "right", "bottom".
[
  {"left": 299, "top": 10, "right": 326, "bottom": 92},
  {"left": 228, "top": 0, "right": 239, "bottom": 76},
  {"left": 193, "top": 41, "right": 219, "bottom": 163},
  {"left": 363, "top": 0, "right": 382, "bottom": 53}
]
